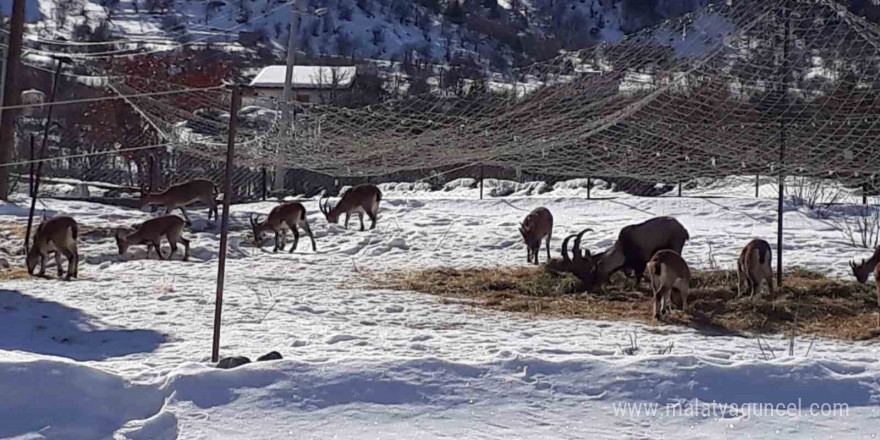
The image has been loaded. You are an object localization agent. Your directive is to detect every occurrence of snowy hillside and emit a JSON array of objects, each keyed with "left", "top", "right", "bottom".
[
  {"left": 1, "top": 176, "right": 879, "bottom": 438},
  {"left": 7, "top": 0, "right": 715, "bottom": 70}
]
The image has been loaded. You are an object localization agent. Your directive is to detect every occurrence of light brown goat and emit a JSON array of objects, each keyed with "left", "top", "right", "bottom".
[
  {"left": 320, "top": 184, "right": 382, "bottom": 231},
  {"left": 737, "top": 239, "right": 775, "bottom": 298},
  {"left": 140, "top": 179, "right": 218, "bottom": 223},
  {"left": 26, "top": 216, "right": 79, "bottom": 280},
  {"left": 646, "top": 250, "right": 691, "bottom": 320},
  {"left": 519, "top": 207, "right": 553, "bottom": 264},
  {"left": 250, "top": 202, "right": 317, "bottom": 253},
  {"left": 115, "top": 215, "right": 190, "bottom": 261}
]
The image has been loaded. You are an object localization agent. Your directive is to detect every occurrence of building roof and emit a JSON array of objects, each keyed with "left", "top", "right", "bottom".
[{"left": 249, "top": 65, "right": 357, "bottom": 89}]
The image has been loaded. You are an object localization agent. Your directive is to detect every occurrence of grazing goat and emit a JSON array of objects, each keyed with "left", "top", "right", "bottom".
[
  {"left": 140, "top": 179, "right": 218, "bottom": 223},
  {"left": 737, "top": 239, "right": 774, "bottom": 297},
  {"left": 875, "top": 263, "right": 880, "bottom": 312},
  {"left": 548, "top": 228, "right": 593, "bottom": 280},
  {"left": 646, "top": 250, "right": 691, "bottom": 319},
  {"left": 519, "top": 207, "right": 553, "bottom": 264},
  {"left": 26, "top": 216, "right": 79, "bottom": 280},
  {"left": 320, "top": 184, "right": 382, "bottom": 231},
  {"left": 250, "top": 202, "right": 317, "bottom": 253},
  {"left": 552, "top": 217, "right": 689, "bottom": 290},
  {"left": 116, "top": 215, "right": 190, "bottom": 261},
  {"left": 850, "top": 246, "right": 880, "bottom": 284}
]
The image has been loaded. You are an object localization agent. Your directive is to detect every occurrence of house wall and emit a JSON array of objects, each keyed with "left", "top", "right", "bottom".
[{"left": 248, "top": 87, "right": 344, "bottom": 106}]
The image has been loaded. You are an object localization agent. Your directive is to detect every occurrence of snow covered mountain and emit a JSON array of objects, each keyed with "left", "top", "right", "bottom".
[
  {"left": 5, "top": 0, "right": 878, "bottom": 73},
  {"left": 7, "top": 0, "right": 712, "bottom": 70}
]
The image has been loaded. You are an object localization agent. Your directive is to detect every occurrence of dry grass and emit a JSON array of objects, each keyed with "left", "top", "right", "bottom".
[
  {"left": 0, "top": 266, "right": 31, "bottom": 280},
  {"left": 0, "top": 221, "right": 28, "bottom": 240},
  {"left": 1, "top": 220, "right": 119, "bottom": 240},
  {"left": 375, "top": 266, "right": 880, "bottom": 340}
]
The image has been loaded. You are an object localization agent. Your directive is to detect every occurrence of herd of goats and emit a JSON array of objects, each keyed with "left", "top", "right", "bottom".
[{"left": 19, "top": 178, "right": 880, "bottom": 319}]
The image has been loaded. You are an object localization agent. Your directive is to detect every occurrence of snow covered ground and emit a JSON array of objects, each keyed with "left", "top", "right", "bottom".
[{"left": 1, "top": 176, "right": 879, "bottom": 440}]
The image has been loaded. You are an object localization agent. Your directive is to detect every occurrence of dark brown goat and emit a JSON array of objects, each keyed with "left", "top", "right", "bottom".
[{"left": 551, "top": 217, "right": 689, "bottom": 290}]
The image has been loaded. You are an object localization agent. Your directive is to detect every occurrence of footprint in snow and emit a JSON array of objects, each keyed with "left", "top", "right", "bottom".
[{"left": 326, "top": 334, "right": 362, "bottom": 344}]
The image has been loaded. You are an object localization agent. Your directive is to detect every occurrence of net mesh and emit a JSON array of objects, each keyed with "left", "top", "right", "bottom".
[
  {"left": 240, "top": 0, "right": 880, "bottom": 186},
  {"left": 7, "top": 0, "right": 880, "bottom": 201}
]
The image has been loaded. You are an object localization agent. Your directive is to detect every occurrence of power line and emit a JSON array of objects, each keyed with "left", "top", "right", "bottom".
[
  {"left": 23, "top": 0, "right": 304, "bottom": 61},
  {"left": 0, "top": 143, "right": 173, "bottom": 169},
  {"left": 0, "top": 84, "right": 226, "bottom": 111}
]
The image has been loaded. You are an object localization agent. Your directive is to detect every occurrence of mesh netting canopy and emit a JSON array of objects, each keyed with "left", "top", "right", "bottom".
[{"left": 151, "top": 0, "right": 880, "bottom": 184}]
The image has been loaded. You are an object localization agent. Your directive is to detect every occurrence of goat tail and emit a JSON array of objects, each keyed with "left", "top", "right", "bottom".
[{"left": 70, "top": 222, "right": 79, "bottom": 241}]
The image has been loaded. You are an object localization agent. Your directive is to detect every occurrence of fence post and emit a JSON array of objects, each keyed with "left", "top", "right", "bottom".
[
  {"left": 755, "top": 173, "right": 759, "bottom": 198},
  {"left": 262, "top": 168, "right": 268, "bottom": 201},
  {"left": 24, "top": 59, "right": 64, "bottom": 254},
  {"left": 587, "top": 177, "right": 592, "bottom": 200},
  {"left": 24, "top": 136, "right": 38, "bottom": 252},
  {"left": 212, "top": 85, "right": 241, "bottom": 363},
  {"left": 28, "top": 135, "right": 34, "bottom": 197},
  {"left": 479, "top": 164, "right": 483, "bottom": 200},
  {"left": 863, "top": 183, "right": 867, "bottom": 205}
]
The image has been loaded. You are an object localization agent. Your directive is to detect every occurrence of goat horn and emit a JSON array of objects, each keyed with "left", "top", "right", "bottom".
[
  {"left": 561, "top": 234, "right": 578, "bottom": 263},
  {"left": 572, "top": 228, "right": 594, "bottom": 262}
]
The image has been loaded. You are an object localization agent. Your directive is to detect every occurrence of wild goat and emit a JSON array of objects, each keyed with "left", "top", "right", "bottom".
[
  {"left": 519, "top": 207, "right": 553, "bottom": 264},
  {"left": 547, "top": 228, "right": 593, "bottom": 279},
  {"left": 250, "top": 202, "right": 317, "bottom": 253},
  {"left": 553, "top": 217, "right": 689, "bottom": 290},
  {"left": 646, "top": 250, "right": 691, "bottom": 319},
  {"left": 26, "top": 216, "right": 79, "bottom": 280},
  {"left": 116, "top": 215, "right": 190, "bottom": 261},
  {"left": 737, "top": 239, "right": 774, "bottom": 297},
  {"left": 140, "top": 179, "right": 218, "bottom": 223},
  {"left": 320, "top": 184, "right": 382, "bottom": 231},
  {"left": 874, "top": 264, "right": 880, "bottom": 311},
  {"left": 850, "top": 246, "right": 880, "bottom": 284}
]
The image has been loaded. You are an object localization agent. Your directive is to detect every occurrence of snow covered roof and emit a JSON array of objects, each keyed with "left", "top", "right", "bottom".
[{"left": 249, "top": 65, "right": 357, "bottom": 90}]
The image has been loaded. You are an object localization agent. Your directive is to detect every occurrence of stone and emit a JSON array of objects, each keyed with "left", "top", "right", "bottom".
[
  {"left": 256, "top": 351, "right": 283, "bottom": 362},
  {"left": 216, "top": 356, "right": 251, "bottom": 369}
]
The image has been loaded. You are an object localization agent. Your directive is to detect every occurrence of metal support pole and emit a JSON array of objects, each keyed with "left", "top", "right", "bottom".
[
  {"left": 777, "top": 1, "right": 790, "bottom": 288},
  {"left": 755, "top": 173, "right": 759, "bottom": 198},
  {"left": 587, "top": 177, "right": 592, "bottom": 200},
  {"left": 25, "top": 60, "right": 64, "bottom": 254},
  {"left": 863, "top": 183, "right": 868, "bottom": 205},
  {"left": 212, "top": 86, "right": 241, "bottom": 363},
  {"left": 777, "top": 135, "right": 785, "bottom": 288},
  {"left": 0, "top": 0, "right": 26, "bottom": 200}
]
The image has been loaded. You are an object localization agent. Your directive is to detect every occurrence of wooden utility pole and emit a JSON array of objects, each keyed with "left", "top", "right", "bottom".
[
  {"left": 276, "top": 0, "right": 301, "bottom": 193},
  {"left": 212, "top": 86, "right": 242, "bottom": 363},
  {"left": 0, "top": 0, "right": 27, "bottom": 200}
]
